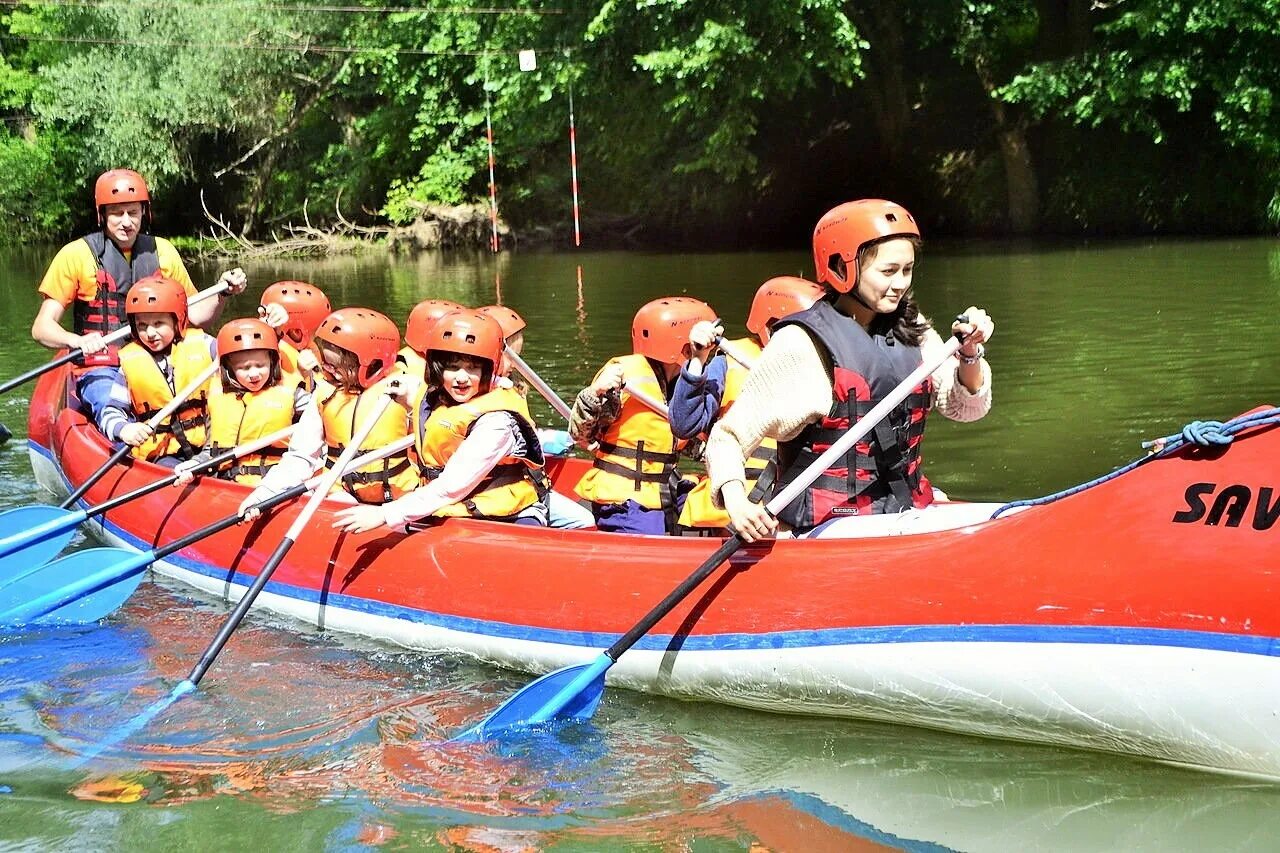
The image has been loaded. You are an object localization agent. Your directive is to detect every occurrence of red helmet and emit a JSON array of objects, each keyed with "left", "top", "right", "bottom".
[
  {"left": 746, "top": 276, "right": 825, "bottom": 344},
  {"left": 477, "top": 304, "right": 527, "bottom": 340},
  {"left": 314, "top": 308, "right": 401, "bottom": 388},
  {"left": 405, "top": 298, "right": 464, "bottom": 354},
  {"left": 126, "top": 274, "right": 189, "bottom": 334},
  {"left": 812, "top": 200, "right": 920, "bottom": 293},
  {"left": 217, "top": 317, "right": 279, "bottom": 356},
  {"left": 94, "top": 169, "right": 151, "bottom": 225},
  {"left": 260, "top": 281, "right": 330, "bottom": 348},
  {"left": 631, "top": 296, "right": 717, "bottom": 365},
  {"left": 424, "top": 309, "right": 505, "bottom": 376}
]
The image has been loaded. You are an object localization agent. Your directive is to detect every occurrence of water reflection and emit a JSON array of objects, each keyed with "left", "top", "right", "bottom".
[{"left": 2, "top": 241, "right": 1278, "bottom": 849}]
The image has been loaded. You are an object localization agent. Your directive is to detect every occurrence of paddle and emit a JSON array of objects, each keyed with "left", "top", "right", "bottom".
[
  {"left": 717, "top": 338, "right": 758, "bottom": 371},
  {"left": 455, "top": 331, "right": 966, "bottom": 741},
  {"left": 58, "top": 358, "right": 220, "bottom": 510},
  {"left": 0, "top": 433, "right": 414, "bottom": 628},
  {"left": 74, "top": 402, "right": 407, "bottom": 763},
  {"left": 0, "top": 425, "right": 295, "bottom": 579},
  {"left": 504, "top": 346, "right": 573, "bottom": 422},
  {"left": 0, "top": 281, "right": 230, "bottom": 417},
  {"left": 623, "top": 380, "right": 670, "bottom": 419}
]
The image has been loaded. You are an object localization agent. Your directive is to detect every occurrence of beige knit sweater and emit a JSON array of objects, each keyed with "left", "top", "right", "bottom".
[{"left": 705, "top": 324, "right": 992, "bottom": 499}]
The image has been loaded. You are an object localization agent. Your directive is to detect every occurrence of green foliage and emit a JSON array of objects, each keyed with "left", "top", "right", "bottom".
[
  {"left": 1000, "top": 0, "right": 1280, "bottom": 222},
  {"left": 2, "top": 0, "right": 1278, "bottom": 240},
  {"left": 0, "top": 130, "right": 74, "bottom": 238}
]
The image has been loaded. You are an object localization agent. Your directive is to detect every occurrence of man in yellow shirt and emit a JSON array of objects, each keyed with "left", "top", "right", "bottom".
[{"left": 30, "top": 169, "right": 245, "bottom": 421}]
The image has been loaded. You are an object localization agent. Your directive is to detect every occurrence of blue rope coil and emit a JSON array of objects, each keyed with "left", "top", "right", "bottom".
[{"left": 990, "top": 407, "right": 1280, "bottom": 519}]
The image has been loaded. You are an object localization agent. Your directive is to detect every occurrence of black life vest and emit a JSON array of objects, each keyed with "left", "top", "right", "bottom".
[
  {"left": 765, "top": 300, "right": 934, "bottom": 529},
  {"left": 73, "top": 232, "right": 160, "bottom": 368}
]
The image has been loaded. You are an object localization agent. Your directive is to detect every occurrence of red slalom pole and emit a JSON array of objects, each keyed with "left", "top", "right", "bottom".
[
  {"left": 485, "top": 86, "right": 500, "bottom": 253},
  {"left": 568, "top": 81, "right": 582, "bottom": 247}
]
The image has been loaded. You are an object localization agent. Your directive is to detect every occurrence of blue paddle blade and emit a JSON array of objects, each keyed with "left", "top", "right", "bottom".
[
  {"left": 452, "top": 659, "right": 609, "bottom": 743},
  {"left": 0, "top": 506, "right": 83, "bottom": 582},
  {"left": 0, "top": 547, "right": 146, "bottom": 627}
]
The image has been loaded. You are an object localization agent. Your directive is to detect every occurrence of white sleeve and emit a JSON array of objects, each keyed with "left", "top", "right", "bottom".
[
  {"left": 923, "top": 327, "right": 992, "bottom": 423},
  {"left": 381, "top": 412, "right": 520, "bottom": 527}
]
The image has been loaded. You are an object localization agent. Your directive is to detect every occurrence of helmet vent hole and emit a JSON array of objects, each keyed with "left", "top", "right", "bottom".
[
  {"left": 828, "top": 255, "right": 847, "bottom": 283},
  {"left": 885, "top": 213, "right": 898, "bottom": 222}
]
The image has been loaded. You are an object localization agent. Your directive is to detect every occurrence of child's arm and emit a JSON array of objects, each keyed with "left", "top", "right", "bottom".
[
  {"left": 669, "top": 353, "right": 727, "bottom": 440},
  {"left": 95, "top": 371, "right": 148, "bottom": 445},
  {"left": 569, "top": 360, "right": 624, "bottom": 444},
  {"left": 333, "top": 412, "right": 520, "bottom": 533}
]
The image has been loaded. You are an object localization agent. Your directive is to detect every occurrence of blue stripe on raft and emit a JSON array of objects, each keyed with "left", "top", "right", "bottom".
[{"left": 30, "top": 441, "right": 1280, "bottom": 660}]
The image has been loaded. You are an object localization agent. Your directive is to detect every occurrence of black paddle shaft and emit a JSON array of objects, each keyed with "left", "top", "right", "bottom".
[
  {"left": 61, "top": 443, "right": 131, "bottom": 509},
  {"left": 0, "top": 348, "right": 86, "bottom": 397},
  {"left": 605, "top": 534, "right": 744, "bottom": 661},
  {"left": 150, "top": 483, "right": 307, "bottom": 564},
  {"left": 186, "top": 535, "right": 296, "bottom": 687},
  {"left": 79, "top": 444, "right": 259, "bottom": 520}
]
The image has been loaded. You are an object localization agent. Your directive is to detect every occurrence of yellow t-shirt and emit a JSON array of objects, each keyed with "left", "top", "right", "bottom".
[{"left": 37, "top": 236, "right": 195, "bottom": 307}]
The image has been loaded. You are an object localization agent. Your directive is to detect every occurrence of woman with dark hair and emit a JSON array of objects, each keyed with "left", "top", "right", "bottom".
[{"left": 705, "top": 199, "right": 995, "bottom": 541}]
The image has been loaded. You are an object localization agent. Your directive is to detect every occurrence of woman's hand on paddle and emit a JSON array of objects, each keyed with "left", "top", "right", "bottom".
[
  {"left": 952, "top": 307, "right": 994, "bottom": 356},
  {"left": 721, "top": 480, "right": 777, "bottom": 543},
  {"left": 172, "top": 463, "right": 197, "bottom": 487},
  {"left": 117, "top": 422, "right": 152, "bottom": 447},
  {"left": 76, "top": 331, "right": 110, "bottom": 355},
  {"left": 332, "top": 504, "right": 388, "bottom": 535}
]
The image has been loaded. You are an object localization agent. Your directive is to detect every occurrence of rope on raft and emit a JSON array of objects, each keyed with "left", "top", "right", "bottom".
[{"left": 989, "top": 406, "right": 1280, "bottom": 519}]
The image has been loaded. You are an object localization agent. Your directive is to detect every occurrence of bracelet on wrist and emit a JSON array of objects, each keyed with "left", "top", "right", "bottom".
[{"left": 958, "top": 343, "right": 985, "bottom": 365}]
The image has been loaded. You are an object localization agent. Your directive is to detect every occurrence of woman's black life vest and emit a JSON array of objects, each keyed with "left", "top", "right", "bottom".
[{"left": 763, "top": 300, "right": 935, "bottom": 530}]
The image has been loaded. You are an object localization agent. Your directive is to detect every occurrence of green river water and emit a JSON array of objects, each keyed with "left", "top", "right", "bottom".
[{"left": 0, "top": 240, "right": 1278, "bottom": 850}]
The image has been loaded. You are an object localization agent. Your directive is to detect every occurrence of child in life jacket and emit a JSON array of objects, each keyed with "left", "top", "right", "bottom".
[
  {"left": 332, "top": 309, "right": 550, "bottom": 534},
  {"left": 569, "top": 296, "right": 717, "bottom": 535},
  {"left": 97, "top": 274, "right": 217, "bottom": 466},
  {"left": 239, "top": 308, "right": 417, "bottom": 517},
  {"left": 398, "top": 298, "right": 463, "bottom": 377},
  {"left": 172, "top": 318, "right": 311, "bottom": 487},
  {"left": 672, "top": 277, "right": 825, "bottom": 529},
  {"left": 477, "top": 304, "right": 594, "bottom": 529},
  {"left": 259, "top": 280, "right": 330, "bottom": 392}
]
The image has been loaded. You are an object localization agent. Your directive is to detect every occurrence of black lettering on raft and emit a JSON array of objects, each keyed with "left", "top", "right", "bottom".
[{"left": 1172, "top": 482, "right": 1280, "bottom": 530}]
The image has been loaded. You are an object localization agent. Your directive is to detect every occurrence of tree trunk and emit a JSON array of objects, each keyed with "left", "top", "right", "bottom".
[
  {"left": 973, "top": 55, "right": 1040, "bottom": 233},
  {"left": 997, "top": 126, "right": 1039, "bottom": 233},
  {"left": 847, "top": 5, "right": 911, "bottom": 163}
]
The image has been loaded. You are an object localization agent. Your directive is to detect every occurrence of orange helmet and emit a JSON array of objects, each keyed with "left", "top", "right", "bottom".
[
  {"left": 746, "top": 276, "right": 825, "bottom": 344},
  {"left": 812, "top": 199, "right": 920, "bottom": 293},
  {"left": 405, "top": 298, "right": 464, "bottom": 354},
  {"left": 314, "top": 308, "right": 401, "bottom": 388},
  {"left": 631, "top": 296, "right": 717, "bottom": 365},
  {"left": 217, "top": 317, "right": 279, "bottom": 356},
  {"left": 423, "top": 309, "right": 505, "bottom": 375},
  {"left": 477, "top": 304, "right": 527, "bottom": 340},
  {"left": 260, "top": 281, "right": 330, "bottom": 348},
  {"left": 94, "top": 169, "right": 151, "bottom": 225},
  {"left": 126, "top": 274, "right": 189, "bottom": 334}
]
